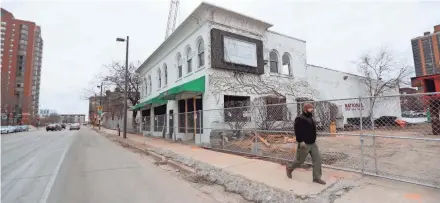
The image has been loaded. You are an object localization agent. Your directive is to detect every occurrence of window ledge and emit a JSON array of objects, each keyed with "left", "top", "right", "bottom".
[
  {"left": 184, "top": 72, "right": 194, "bottom": 78},
  {"left": 176, "top": 78, "right": 182, "bottom": 82},
  {"left": 196, "top": 66, "right": 205, "bottom": 72},
  {"left": 269, "top": 72, "right": 293, "bottom": 78}
]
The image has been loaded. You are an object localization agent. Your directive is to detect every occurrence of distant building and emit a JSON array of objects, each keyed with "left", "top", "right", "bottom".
[
  {"left": 39, "top": 109, "right": 57, "bottom": 117},
  {"left": 60, "top": 114, "right": 85, "bottom": 124},
  {"left": 399, "top": 88, "right": 424, "bottom": 112},
  {"left": 88, "top": 95, "right": 104, "bottom": 123},
  {"left": 89, "top": 88, "right": 135, "bottom": 130},
  {"left": 411, "top": 24, "right": 440, "bottom": 77},
  {"left": 1, "top": 8, "right": 43, "bottom": 125}
]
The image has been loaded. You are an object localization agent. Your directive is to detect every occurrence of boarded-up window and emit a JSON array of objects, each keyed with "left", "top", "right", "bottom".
[{"left": 224, "top": 95, "right": 250, "bottom": 122}]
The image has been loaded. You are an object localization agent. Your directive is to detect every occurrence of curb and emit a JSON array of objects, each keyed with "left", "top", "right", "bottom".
[{"left": 147, "top": 150, "right": 197, "bottom": 174}]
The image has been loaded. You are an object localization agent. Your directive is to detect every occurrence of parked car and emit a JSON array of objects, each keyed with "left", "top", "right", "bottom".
[
  {"left": 61, "top": 123, "right": 66, "bottom": 129},
  {"left": 1, "top": 126, "right": 13, "bottom": 134},
  {"left": 69, "top": 123, "right": 81, "bottom": 130},
  {"left": 10, "top": 126, "right": 20, "bottom": 132},
  {"left": 46, "top": 124, "right": 62, "bottom": 131},
  {"left": 21, "top": 125, "right": 29, "bottom": 131}
]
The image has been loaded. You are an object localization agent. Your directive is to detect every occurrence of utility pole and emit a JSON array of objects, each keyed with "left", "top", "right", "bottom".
[
  {"left": 98, "top": 82, "right": 103, "bottom": 130},
  {"left": 116, "top": 36, "right": 129, "bottom": 139}
]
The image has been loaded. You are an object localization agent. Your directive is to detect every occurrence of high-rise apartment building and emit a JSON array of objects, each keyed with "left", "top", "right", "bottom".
[
  {"left": 411, "top": 24, "right": 440, "bottom": 77},
  {"left": 1, "top": 8, "right": 43, "bottom": 125}
]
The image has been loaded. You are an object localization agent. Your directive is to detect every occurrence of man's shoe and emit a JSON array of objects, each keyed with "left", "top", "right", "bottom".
[
  {"left": 286, "top": 167, "right": 293, "bottom": 179},
  {"left": 313, "top": 179, "right": 326, "bottom": 185}
]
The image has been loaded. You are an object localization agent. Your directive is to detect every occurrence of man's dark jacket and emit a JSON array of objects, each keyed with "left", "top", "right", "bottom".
[{"left": 294, "top": 112, "right": 317, "bottom": 144}]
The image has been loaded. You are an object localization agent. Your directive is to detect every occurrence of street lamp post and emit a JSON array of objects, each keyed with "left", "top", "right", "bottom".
[
  {"left": 116, "top": 36, "right": 129, "bottom": 139},
  {"left": 97, "top": 82, "right": 103, "bottom": 130}
]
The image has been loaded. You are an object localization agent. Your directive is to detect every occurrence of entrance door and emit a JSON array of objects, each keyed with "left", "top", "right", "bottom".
[{"left": 168, "top": 110, "right": 174, "bottom": 139}]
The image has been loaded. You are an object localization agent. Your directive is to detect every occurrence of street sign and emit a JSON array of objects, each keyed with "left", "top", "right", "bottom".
[{"left": 97, "top": 106, "right": 103, "bottom": 115}]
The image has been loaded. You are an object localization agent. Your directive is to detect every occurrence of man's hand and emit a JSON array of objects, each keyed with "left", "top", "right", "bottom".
[{"left": 299, "top": 142, "right": 306, "bottom": 148}]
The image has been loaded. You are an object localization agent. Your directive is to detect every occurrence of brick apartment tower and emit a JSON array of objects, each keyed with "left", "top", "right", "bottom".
[
  {"left": 1, "top": 8, "right": 43, "bottom": 125},
  {"left": 411, "top": 24, "right": 440, "bottom": 77}
]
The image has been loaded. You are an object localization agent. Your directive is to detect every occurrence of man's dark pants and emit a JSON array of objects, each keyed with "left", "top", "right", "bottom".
[{"left": 287, "top": 142, "right": 322, "bottom": 180}]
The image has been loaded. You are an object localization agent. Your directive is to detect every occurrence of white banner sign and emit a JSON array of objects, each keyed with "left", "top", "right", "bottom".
[
  {"left": 223, "top": 36, "right": 257, "bottom": 67},
  {"left": 344, "top": 103, "right": 364, "bottom": 111}
]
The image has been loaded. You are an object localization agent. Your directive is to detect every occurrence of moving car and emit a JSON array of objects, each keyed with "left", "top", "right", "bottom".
[
  {"left": 69, "top": 123, "right": 81, "bottom": 130},
  {"left": 46, "top": 124, "right": 62, "bottom": 131}
]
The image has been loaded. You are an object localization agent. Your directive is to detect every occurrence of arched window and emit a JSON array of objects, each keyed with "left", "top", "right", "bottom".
[
  {"left": 282, "top": 53, "right": 291, "bottom": 75},
  {"left": 177, "top": 53, "right": 183, "bottom": 78},
  {"left": 143, "top": 78, "right": 148, "bottom": 96},
  {"left": 157, "top": 68, "right": 162, "bottom": 89},
  {"left": 163, "top": 64, "right": 168, "bottom": 85},
  {"left": 186, "top": 47, "right": 193, "bottom": 73},
  {"left": 197, "top": 39, "right": 205, "bottom": 68},
  {"left": 269, "top": 50, "right": 278, "bottom": 73}
]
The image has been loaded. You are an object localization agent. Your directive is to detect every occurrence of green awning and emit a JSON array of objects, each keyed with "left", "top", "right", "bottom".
[
  {"left": 129, "top": 96, "right": 167, "bottom": 111},
  {"left": 130, "top": 76, "right": 204, "bottom": 110},
  {"left": 148, "top": 97, "right": 167, "bottom": 105},
  {"left": 129, "top": 101, "right": 148, "bottom": 111},
  {"left": 159, "top": 76, "right": 205, "bottom": 100}
]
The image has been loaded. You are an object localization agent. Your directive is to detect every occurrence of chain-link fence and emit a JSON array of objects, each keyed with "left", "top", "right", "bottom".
[
  {"left": 140, "top": 111, "right": 203, "bottom": 143},
  {"left": 101, "top": 118, "right": 140, "bottom": 134},
  {"left": 137, "top": 93, "right": 440, "bottom": 188},
  {"left": 204, "top": 92, "right": 440, "bottom": 188}
]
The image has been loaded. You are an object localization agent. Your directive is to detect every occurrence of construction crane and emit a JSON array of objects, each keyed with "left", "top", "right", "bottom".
[{"left": 165, "top": 0, "right": 180, "bottom": 39}]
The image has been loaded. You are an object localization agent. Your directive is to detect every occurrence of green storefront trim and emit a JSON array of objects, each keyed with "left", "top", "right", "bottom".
[
  {"left": 130, "top": 101, "right": 147, "bottom": 111},
  {"left": 130, "top": 76, "right": 205, "bottom": 110},
  {"left": 159, "top": 76, "right": 205, "bottom": 100},
  {"left": 130, "top": 97, "right": 167, "bottom": 111}
]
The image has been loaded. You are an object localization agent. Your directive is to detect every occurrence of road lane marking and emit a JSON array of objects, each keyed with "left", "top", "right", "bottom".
[{"left": 39, "top": 144, "right": 70, "bottom": 203}]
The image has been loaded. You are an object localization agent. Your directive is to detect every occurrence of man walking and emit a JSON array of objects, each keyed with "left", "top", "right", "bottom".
[{"left": 286, "top": 103, "right": 326, "bottom": 185}]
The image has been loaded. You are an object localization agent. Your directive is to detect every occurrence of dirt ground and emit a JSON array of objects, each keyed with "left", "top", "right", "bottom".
[{"left": 213, "top": 125, "right": 440, "bottom": 187}]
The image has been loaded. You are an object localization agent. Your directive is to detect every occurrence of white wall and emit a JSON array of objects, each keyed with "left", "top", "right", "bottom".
[
  {"left": 137, "top": 19, "right": 212, "bottom": 141},
  {"left": 202, "top": 22, "right": 309, "bottom": 139},
  {"left": 139, "top": 22, "right": 211, "bottom": 102},
  {"left": 265, "top": 31, "right": 307, "bottom": 80},
  {"left": 306, "top": 65, "right": 402, "bottom": 125}
]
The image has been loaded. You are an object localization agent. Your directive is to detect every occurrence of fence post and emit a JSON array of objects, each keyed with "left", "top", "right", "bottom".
[
  {"left": 198, "top": 110, "right": 202, "bottom": 145},
  {"left": 359, "top": 97, "right": 365, "bottom": 174},
  {"left": 371, "top": 104, "right": 378, "bottom": 174}
]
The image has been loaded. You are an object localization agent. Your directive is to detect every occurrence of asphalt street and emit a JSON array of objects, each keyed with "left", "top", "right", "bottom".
[{"left": 1, "top": 127, "right": 240, "bottom": 203}]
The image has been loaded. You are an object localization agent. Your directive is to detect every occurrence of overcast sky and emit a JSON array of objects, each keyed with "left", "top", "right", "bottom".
[{"left": 2, "top": 0, "right": 439, "bottom": 116}]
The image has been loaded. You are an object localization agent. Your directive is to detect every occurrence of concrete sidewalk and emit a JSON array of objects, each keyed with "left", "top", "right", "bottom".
[{"left": 99, "top": 128, "right": 440, "bottom": 203}]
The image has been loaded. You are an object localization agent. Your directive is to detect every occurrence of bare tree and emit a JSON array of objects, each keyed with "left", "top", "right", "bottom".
[
  {"left": 356, "top": 49, "right": 413, "bottom": 124},
  {"left": 98, "top": 61, "right": 141, "bottom": 126},
  {"left": 313, "top": 101, "right": 338, "bottom": 129},
  {"left": 46, "top": 113, "right": 61, "bottom": 124},
  {"left": 252, "top": 97, "right": 286, "bottom": 130}
]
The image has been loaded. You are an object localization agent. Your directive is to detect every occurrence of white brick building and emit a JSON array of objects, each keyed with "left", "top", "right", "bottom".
[{"left": 133, "top": 2, "right": 401, "bottom": 145}]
